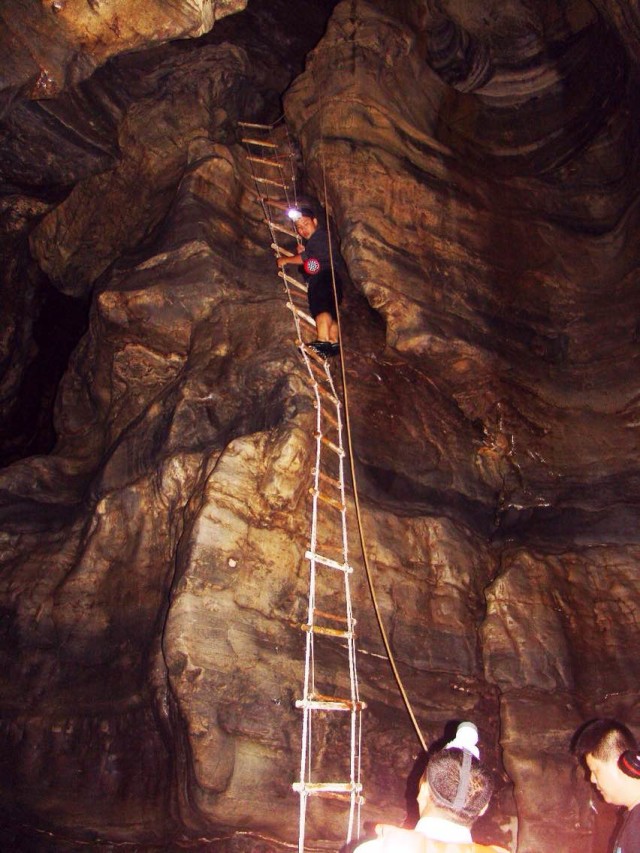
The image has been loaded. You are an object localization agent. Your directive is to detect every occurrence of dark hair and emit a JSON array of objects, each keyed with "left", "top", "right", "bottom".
[
  {"left": 298, "top": 206, "right": 316, "bottom": 219},
  {"left": 421, "top": 748, "right": 493, "bottom": 826},
  {"left": 572, "top": 719, "right": 637, "bottom": 763}
]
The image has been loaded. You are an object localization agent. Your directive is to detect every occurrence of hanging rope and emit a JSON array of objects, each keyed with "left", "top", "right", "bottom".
[{"left": 318, "top": 115, "right": 428, "bottom": 755}]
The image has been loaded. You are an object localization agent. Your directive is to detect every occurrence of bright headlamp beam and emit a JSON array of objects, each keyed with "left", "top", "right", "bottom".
[{"left": 287, "top": 208, "right": 302, "bottom": 221}]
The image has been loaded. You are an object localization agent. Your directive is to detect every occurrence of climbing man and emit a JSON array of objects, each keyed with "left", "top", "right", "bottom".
[
  {"left": 573, "top": 718, "right": 640, "bottom": 852},
  {"left": 354, "top": 722, "right": 508, "bottom": 852},
  {"left": 276, "top": 206, "right": 343, "bottom": 358}
]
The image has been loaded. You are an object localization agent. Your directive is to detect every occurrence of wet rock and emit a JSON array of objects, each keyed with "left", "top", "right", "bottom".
[
  {"left": 1, "top": 0, "right": 640, "bottom": 850},
  {"left": 0, "top": 0, "right": 247, "bottom": 109}
]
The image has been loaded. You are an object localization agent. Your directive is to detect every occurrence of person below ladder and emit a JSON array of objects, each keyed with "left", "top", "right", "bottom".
[{"left": 355, "top": 722, "right": 508, "bottom": 853}]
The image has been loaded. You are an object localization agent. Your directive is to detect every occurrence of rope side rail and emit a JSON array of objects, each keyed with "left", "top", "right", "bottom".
[
  {"left": 240, "top": 120, "right": 365, "bottom": 853},
  {"left": 318, "top": 122, "right": 429, "bottom": 755}
]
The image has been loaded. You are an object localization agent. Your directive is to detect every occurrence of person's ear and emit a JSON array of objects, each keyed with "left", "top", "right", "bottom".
[{"left": 619, "top": 751, "right": 640, "bottom": 779}]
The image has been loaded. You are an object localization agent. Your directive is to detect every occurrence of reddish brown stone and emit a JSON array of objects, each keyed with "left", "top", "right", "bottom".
[{"left": 2, "top": 1, "right": 640, "bottom": 851}]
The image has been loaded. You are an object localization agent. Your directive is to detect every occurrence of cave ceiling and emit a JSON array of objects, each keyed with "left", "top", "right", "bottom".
[{"left": 1, "top": 0, "right": 640, "bottom": 851}]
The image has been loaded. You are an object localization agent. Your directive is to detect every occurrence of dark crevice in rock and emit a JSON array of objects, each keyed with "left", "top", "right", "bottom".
[
  {"left": 360, "top": 461, "right": 496, "bottom": 534},
  {"left": 0, "top": 280, "right": 89, "bottom": 468}
]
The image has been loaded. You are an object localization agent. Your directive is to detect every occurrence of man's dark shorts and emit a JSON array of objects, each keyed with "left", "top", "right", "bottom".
[{"left": 307, "top": 270, "right": 343, "bottom": 319}]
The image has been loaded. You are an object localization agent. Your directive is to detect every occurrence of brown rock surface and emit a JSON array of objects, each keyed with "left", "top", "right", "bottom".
[
  {"left": 1, "top": 0, "right": 640, "bottom": 851},
  {"left": 0, "top": 0, "right": 247, "bottom": 107},
  {"left": 283, "top": 2, "right": 640, "bottom": 850}
]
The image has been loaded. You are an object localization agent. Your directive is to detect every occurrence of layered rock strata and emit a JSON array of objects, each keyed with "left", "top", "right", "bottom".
[
  {"left": 1, "top": 1, "right": 640, "bottom": 851},
  {"left": 285, "top": 1, "right": 640, "bottom": 849}
]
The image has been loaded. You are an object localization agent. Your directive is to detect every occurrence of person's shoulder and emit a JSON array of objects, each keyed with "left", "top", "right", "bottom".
[
  {"left": 369, "top": 827, "right": 508, "bottom": 853},
  {"left": 353, "top": 839, "right": 384, "bottom": 853},
  {"left": 620, "top": 800, "right": 640, "bottom": 843},
  {"left": 622, "top": 801, "right": 640, "bottom": 834},
  {"left": 424, "top": 844, "right": 508, "bottom": 853},
  {"left": 376, "top": 826, "right": 428, "bottom": 851}
]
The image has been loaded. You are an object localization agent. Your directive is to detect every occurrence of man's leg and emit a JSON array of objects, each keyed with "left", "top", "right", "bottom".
[{"left": 315, "top": 312, "right": 332, "bottom": 341}]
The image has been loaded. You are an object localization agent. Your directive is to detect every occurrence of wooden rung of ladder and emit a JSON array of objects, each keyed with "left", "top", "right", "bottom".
[
  {"left": 312, "top": 691, "right": 363, "bottom": 705},
  {"left": 254, "top": 175, "right": 290, "bottom": 188},
  {"left": 279, "top": 271, "right": 307, "bottom": 293},
  {"left": 296, "top": 341, "right": 327, "bottom": 366},
  {"left": 288, "top": 287, "right": 308, "bottom": 303},
  {"left": 311, "top": 488, "right": 345, "bottom": 513},
  {"left": 312, "top": 547, "right": 348, "bottom": 570},
  {"left": 311, "top": 380, "right": 339, "bottom": 406},
  {"left": 314, "top": 388, "right": 342, "bottom": 413},
  {"left": 238, "top": 121, "right": 274, "bottom": 129},
  {"left": 315, "top": 790, "right": 361, "bottom": 803},
  {"left": 301, "top": 623, "right": 352, "bottom": 639},
  {"left": 318, "top": 470, "right": 344, "bottom": 493},
  {"left": 296, "top": 346, "right": 338, "bottom": 393},
  {"left": 248, "top": 156, "right": 282, "bottom": 168},
  {"left": 295, "top": 696, "right": 364, "bottom": 712},
  {"left": 249, "top": 150, "right": 294, "bottom": 163},
  {"left": 305, "top": 351, "right": 332, "bottom": 375},
  {"left": 266, "top": 219, "right": 298, "bottom": 239},
  {"left": 319, "top": 405, "right": 339, "bottom": 431},
  {"left": 272, "top": 242, "right": 294, "bottom": 257},
  {"left": 287, "top": 303, "right": 316, "bottom": 328},
  {"left": 241, "top": 137, "right": 279, "bottom": 148},
  {"left": 314, "top": 608, "right": 349, "bottom": 623},
  {"left": 292, "top": 781, "right": 364, "bottom": 802},
  {"left": 305, "top": 550, "right": 352, "bottom": 573},
  {"left": 317, "top": 433, "right": 345, "bottom": 457},
  {"left": 315, "top": 490, "right": 346, "bottom": 512}
]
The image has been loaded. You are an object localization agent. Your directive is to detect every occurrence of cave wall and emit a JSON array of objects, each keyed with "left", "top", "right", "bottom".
[
  {"left": 285, "top": 1, "right": 640, "bottom": 848},
  {"left": 1, "top": 0, "right": 640, "bottom": 851}
]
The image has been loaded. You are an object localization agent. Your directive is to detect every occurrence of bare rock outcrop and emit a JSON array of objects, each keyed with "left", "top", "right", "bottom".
[
  {"left": 1, "top": 0, "right": 640, "bottom": 851},
  {"left": 0, "top": 0, "right": 246, "bottom": 107},
  {"left": 284, "top": 1, "right": 640, "bottom": 849}
]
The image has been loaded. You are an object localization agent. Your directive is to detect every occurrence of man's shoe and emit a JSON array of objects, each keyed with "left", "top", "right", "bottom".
[
  {"left": 308, "top": 340, "right": 332, "bottom": 358},
  {"left": 329, "top": 342, "right": 340, "bottom": 357}
]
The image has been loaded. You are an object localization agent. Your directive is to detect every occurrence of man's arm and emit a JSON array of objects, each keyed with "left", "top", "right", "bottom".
[
  {"left": 277, "top": 253, "right": 303, "bottom": 268},
  {"left": 276, "top": 243, "right": 305, "bottom": 269}
]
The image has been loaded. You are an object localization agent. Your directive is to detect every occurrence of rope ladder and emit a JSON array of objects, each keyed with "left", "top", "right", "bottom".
[{"left": 239, "top": 119, "right": 365, "bottom": 853}]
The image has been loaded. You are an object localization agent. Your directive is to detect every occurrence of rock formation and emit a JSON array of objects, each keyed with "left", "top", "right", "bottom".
[{"left": 1, "top": 1, "right": 640, "bottom": 851}]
